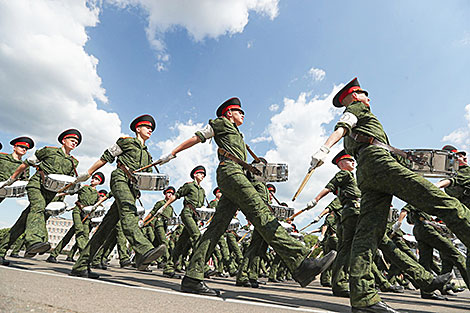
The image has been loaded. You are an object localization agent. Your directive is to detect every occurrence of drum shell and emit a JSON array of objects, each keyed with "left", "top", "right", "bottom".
[
  {"left": 45, "top": 201, "right": 67, "bottom": 216},
  {"left": 167, "top": 216, "right": 182, "bottom": 226},
  {"left": 43, "top": 174, "right": 80, "bottom": 193},
  {"left": 227, "top": 218, "right": 240, "bottom": 231},
  {"left": 252, "top": 163, "right": 288, "bottom": 182},
  {"left": 271, "top": 205, "right": 294, "bottom": 219},
  {"left": 133, "top": 173, "right": 169, "bottom": 191},
  {"left": 0, "top": 181, "right": 28, "bottom": 197},
  {"left": 195, "top": 207, "right": 216, "bottom": 221},
  {"left": 403, "top": 149, "right": 458, "bottom": 178}
]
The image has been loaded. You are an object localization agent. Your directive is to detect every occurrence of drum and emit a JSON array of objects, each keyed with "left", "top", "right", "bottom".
[
  {"left": 0, "top": 180, "right": 28, "bottom": 197},
  {"left": 43, "top": 174, "right": 80, "bottom": 193},
  {"left": 136, "top": 205, "right": 145, "bottom": 217},
  {"left": 195, "top": 207, "right": 216, "bottom": 221},
  {"left": 403, "top": 149, "right": 458, "bottom": 178},
  {"left": 279, "top": 221, "right": 294, "bottom": 232},
  {"left": 89, "top": 205, "right": 106, "bottom": 218},
  {"left": 388, "top": 208, "right": 399, "bottom": 223},
  {"left": 227, "top": 218, "right": 240, "bottom": 231},
  {"left": 133, "top": 172, "right": 169, "bottom": 191},
  {"left": 91, "top": 216, "right": 103, "bottom": 225},
  {"left": 82, "top": 205, "right": 93, "bottom": 214},
  {"left": 252, "top": 163, "right": 288, "bottom": 182},
  {"left": 45, "top": 201, "right": 67, "bottom": 216},
  {"left": 271, "top": 205, "right": 294, "bottom": 219},
  {"left": 167, "top": 216, "right": 182, "bottom": 226}
]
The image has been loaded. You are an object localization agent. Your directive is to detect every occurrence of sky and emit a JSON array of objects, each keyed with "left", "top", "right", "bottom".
[{"left": 1, "top": 0, "right": 470, "bottom": 235}]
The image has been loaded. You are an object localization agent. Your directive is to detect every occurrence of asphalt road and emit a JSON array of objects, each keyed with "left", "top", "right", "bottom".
[{"left": 1, "top": 255, "right": 469, "bottom": 313}]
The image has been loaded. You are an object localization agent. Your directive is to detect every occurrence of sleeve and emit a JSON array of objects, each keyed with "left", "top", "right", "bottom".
[
  {"left": 100, "top": 138, "right": 124, "bottom": 163},
  {"left": 26, "top": 147, "right": 48, "bottom": 166},
  {"left": 335, "top": 105, "right": 360, "bottom": 136},
  {"left": 150, "top": 201, "right": 164, "bottom": 216},
  {"left": 174, "top": 183, "right": 189, "bottom": 200},
  {"left": 401, "top": 204, "right": 413, "bottom": 214},
  {"left": 325, "top": 171, "right": 345, "bottom": 193},
  {"left": 195, "top": 123, "right": 214, "bottom": 143}
]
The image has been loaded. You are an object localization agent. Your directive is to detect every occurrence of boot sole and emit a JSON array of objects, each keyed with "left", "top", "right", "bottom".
[
  {"left": 297, "top": 250, "right": 337, "bottom": 288},
  {"left": 25, "top": 243, "right": 51, "bottom": 258},
  {"left": 137, "top": 245, "right": 167, "bottom": 271}
]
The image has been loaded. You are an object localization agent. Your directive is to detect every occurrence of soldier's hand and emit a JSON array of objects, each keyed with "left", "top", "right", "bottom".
[
  {"left": 0, "top": 177, "right": 15, "bottom": 189},
  {"left": 309, "top": 145, "right": 330, "bottom": 171},
  {"left": 307, "top": 200, "right": 317, "bottom": 210},
  {"left": 312, "top": 216, "right": 320, "bottom": 224},
  {"left": 158, "top": 153, "right": 176, "bottom": 165},
  {"left": 138, "top": 220, "right": 144, "bottom": 228},
  {"left": 392, "top": 221, "right": 402, "bottom": 234},
  {"left": 75, "top": 172, "right": 91, "bottom": 183},
  {"left": 318, "top": 234, "right": 324, "bottom": 242}
]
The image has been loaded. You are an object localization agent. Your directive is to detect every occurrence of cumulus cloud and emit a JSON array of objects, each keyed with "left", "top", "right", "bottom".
[
  {"left": 259, "top": 86, "right": 344, "bottom": 225},
  {"left": 156, "top": 120, "right": 219, "bottom": 213},
  {"left": 442, "top": 104, "right": 470, "bottom": 150},
  {"left": 269, "top": 103, "right": 280, "bottom": 112},
  {"left": 107, "top": 0, "right": 279, "bottom": 66},
  {"left": 0, "top": 0, "right": 122, "bottom": 160},
  {"left": 307, "top": 67, "right": 326, "bottom": 82},
  {"left": 250, "top": 136, "right": 272, "bottom": 143}
]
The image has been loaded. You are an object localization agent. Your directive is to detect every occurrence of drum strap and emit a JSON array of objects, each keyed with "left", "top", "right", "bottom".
[
  {"left": 217, "top": 148, "right": 262, "bottom": 176},
  {"left": 75, "top": 201, "right": 84, "bottom": 210},
  {"left": 37, "top": 167, "right": 47, "bottom": 185},
  {"left": 350, "top": 131, "right": 409, "bottom": 159},
  {"left": 117, "top": 162, "right": 137, "bottom": 184}
]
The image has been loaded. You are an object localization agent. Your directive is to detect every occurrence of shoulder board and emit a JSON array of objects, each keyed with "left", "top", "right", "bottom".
[
  {"left": 120, "top": 136, "right": 133, "bottom": 139},
  {"left": 0, "top": 152, "right": 8, "bottom": 155},
  {"left": 45, "top": 146, "right": 59, "bottom": 149}
]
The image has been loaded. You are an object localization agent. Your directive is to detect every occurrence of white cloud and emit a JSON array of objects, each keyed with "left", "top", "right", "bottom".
[
  {"left": 250, "top": 136, "right": 272, "bottom": 143},
  {"left": 247, "top": 40, "right": 253, "bottom": 48},
  {"left": 0, "top": 0, "right": 122, "bottom": 159},
  {"left": 187, "top": 89, "right": 192, "bottom": 97},
  {"left": 156, "top": 120, "right": 219, "bottom": 212},
  {"left": 269, "top": 103, "right": 280, "bottom": 112},
  {"left": 260, "top": 86, "right": 344, "bottom": 225},
  {"left": 107, "top": 0, "right": 279, "bottom": 66},
  {"left": 442, "top": 104, "right": 470, "bottom": 150},
  {"left": 307, "top": 67, "right": 326, "bottom": 82}
]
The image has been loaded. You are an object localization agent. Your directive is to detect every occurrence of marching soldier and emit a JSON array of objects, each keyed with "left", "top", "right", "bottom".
[
  {"left": 70, "top": 115, "right": 166, "bottom": 277},
  {"left": 309, "top": 78, "right": 470, "bottom": 312},
  {"left": 0, "top": 136, "right": 34, "bottom": 204},
  {"left": 46, "top": 174, "right": 106, "bottom": 263},
  {"left": 0, "top": 129, "right": 81, "bottom": 265},
  {"left": 157, "top": 97, "right": 336, "bottom": 296}
]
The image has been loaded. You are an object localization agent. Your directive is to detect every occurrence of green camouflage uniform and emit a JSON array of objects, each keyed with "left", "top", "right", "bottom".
[
  {"left": 325, "top": 169, "right": 361, "bottom": 294},
  {"left": 0, "top": 147, "right": 76, "bottom": 256},
  {"left": 185, "top": 117, "right": 309, "bottom": 281},
  {"left": 320, "top": 205, "right": 339, "bottom": 286},
  {"left": 49, "top": 185, "right": 99, "bottom": 258},
  {"left": 403, "top": 204, "right": 469, "bottom": 288},
  {"left": 149, "top": 199, "right": 174, "bottom": 274},
  {"left": 337, "top": 100, "right": 470, "bottom": 307},
  {"left": 72, "top": 137, "right": 156, "bottom": 272}
]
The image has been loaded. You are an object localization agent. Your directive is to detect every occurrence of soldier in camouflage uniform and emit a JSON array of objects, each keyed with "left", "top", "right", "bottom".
[
  {"left": 319, "top": 203, "right": 340, "bottom": 287},
  {"left": 310, "top": 78, "right": 469, "bottom": 312},
  {"left": 141, "top": 186, "right": 178, "bottom": 277},
  {"left": 158, "top": 97, "right": 336, "bottom": 296},
  {"left": 46, "top": 174, "right": 106, "bottom": 263},
  {"left": 70, "top": 115, "right": 166, "bottom": 278},
  {"left": 0, "top": 136, "right": 33, "bottom": 205},
  {"left": 157, "top": 166, "right": 207, "bottom": 276},
  {"left": 0, "top": 130, "right": 80, "bottom": 265}
]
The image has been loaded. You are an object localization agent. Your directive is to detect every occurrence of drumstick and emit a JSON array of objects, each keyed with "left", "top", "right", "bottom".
[
  {"left": 299, "top": 221, "right": 315, "bottom": 232},
  {"left": 270, "top": 192, "right": 282, "bottom": 206},
  {"left": 238, "top": 232, "right": 249, "bottom": 243},
  {"left": 133, "top": 159, "right": 163, "bottom": 173},
  {"left": 81, "top": 196, "right": 108, "bottom": 223},
  {"left": 292, "top": 161, "right": 323, "bottom": 202},
  {"left": 286, "top": 208, "right": 308, "bottom": 222},
  {"left": 56, "top": 181, "right": 76, "bottom": 194}
]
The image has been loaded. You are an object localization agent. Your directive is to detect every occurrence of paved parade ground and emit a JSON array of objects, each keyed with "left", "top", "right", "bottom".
[{"left": 1, "top": 255, "right": 469, "bottom": 313}]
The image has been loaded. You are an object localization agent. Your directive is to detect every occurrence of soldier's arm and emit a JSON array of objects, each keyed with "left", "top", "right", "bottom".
[
  {"left": 435, "top": 179, "right": 451, "bottom": 189},
  {"left": 10, "top": 163, "right": 29, "bottom": 180},
  {"left": 323, "top": 127, "right": 347, "bottom": 149},
  {"left": 171, "top": 136, "right": 202, "bottom": 156}
]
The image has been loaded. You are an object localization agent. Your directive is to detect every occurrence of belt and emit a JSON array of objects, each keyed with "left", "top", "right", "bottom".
[
  {"left": 117, "top": 162, "right": 137, "bottom": 184},
  {"left": 350, "top": 131, "right": 408, "bottom": 159},
  {"left": 217, "top": 148, "right": 262, "bottom": 176}
]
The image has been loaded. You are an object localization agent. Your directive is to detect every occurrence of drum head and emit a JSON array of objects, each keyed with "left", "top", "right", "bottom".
[
  {"left": 91, "top": 216, "right": 103, "bottom": 224},
  {"left": 82, "top": 206, "right": 93, "bottom": 214},
  {"left": 47, "top": 174, "right": 76, "bottom": 183},
  {"left": 46, "top": 201, "right": 66, "bottom": 211},
  {"left": 11, "top": 181, "right": 28, "bottom": 187}
]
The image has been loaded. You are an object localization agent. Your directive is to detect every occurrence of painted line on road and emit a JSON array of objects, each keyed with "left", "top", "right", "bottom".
[{"left": 1, "top": 266, "right": 336, "bottom": 313}]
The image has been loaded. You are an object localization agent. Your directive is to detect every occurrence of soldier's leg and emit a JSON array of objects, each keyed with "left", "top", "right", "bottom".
[
  {"left": 24, "top": 187, "right": 55, "bottom": 247},
  {"left": 321, "top": 236, "right": 338, "bottom": 286},
  {"left": 217, "top": 235, "right": 234, "bottom": 274},
  {"left": 0, "top": 206, "right": 30, "bottom": 258},
  {"left": 332, "top": 216, "right": 357, "bottom": 294},
  {"left": 269, "top": 254, "right": 282, "bottom": 281},
  {"left": 50, "top": 226, "right": 75, "bottom": 258},
  {"left": 226, "top": 232, "right": 243, "bottom": 265},
  {"left": 72, "top": 201, "right": 120, "bottom": 272},
  {"left": 249, "top": 238, "right": 269, "bottom": 281},
  {"left": 171, "top": 227, "right": 190, "bottom": 269},
  {"left": 67, "top": 242, "right": 78, "bottom": 260},
  {"left": 10, "top": 234, "right": 25, "bottom": 256},
  {"left": 154, "top": 223, "right": 174, "bottom": 274},
  {"left": 112, "top": 179, "right": 155, "bottom": 257}
]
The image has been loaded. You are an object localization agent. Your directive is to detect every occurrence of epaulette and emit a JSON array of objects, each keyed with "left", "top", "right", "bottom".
[
  {"left": 120, "top": 136, "right": 132, "bottom": 139},
  {"left": 45, "top": 146, "right": 59, "bottom": 149},
  {"left": 0, "top": 152, "right": 8, "bottom": 155}
]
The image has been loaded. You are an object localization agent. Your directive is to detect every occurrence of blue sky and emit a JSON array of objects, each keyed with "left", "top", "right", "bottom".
[{"left": 1, "top": 0, "right": 470, "bottom": 233}]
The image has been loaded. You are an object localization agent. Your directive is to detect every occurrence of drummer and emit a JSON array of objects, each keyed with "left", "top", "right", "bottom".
[
  {"left": 141, "top": 186, "right": 177, "bottom": 278},
  {"left": 157, "top": 97, "right": 336, "bottom": 296},
  {"left": 158, "top": 166, "right": 207, "bottom": 277},
  {"left": 70, "top": 114, "right": 166, "bottom": 278},
  {"left": 46, "top": 172, "right": 106, "bottom": 263},
  {"left": 0, "top": 136, "right": 35, "bottom": 204},
  {"left": 0, "top": 130, "right": 81, "bottom": 265}
]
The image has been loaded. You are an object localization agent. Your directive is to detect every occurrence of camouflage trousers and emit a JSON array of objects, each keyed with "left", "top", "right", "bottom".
[
  {"left": 171, "top": 206, "right": 200, "bottom": 271},
  {"left": 93, "top": 221, "right": 130, "bottom": 265},
  {"left": 350, "top": 145, "right": 470, "bottom": 307},
  {"left": 153, "top": 220, "right": 174, "bottom": 274},
  {"left": 185, "top": 162, "right": 308, "bottom": 281},
  {"left": 0, "top": 206, "right": 31, "bottom": 257},
  {"left": 413, "top": 221, "right": 470, "bottom": 288},
  {"left": 320, "top": 235, "right": 338, "bottom": 286},
  {"left": 72, "top": 171, "right": 154, "bottom": 272},
  {"left": 10, "top": 233, "right": 26, "bottom": 255},
  {"left": 237, "top": 229, "right": 269, "bottom": 282}
]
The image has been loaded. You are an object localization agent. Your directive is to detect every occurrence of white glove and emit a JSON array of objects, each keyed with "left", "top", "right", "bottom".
[
  {"left": 392, "top": 221, "right": 402, "bottom": 234},
  {"left": 0, "top": 177, "right": 15, "bottom": 189},
  {"left": 307, "top": 200, "right": 318, "bottom": 210},
  {"left": 318, "top": 234, "right": 324, "bottom": 242},
  {"left": 75, "top": 172, "right": 91, "bottom": 183},
  {"left": 312, "top": 216, "right": 320, "bottom": 224},
  {"left": 158, "top": 153, "right": 176, "bottom": 165},
  {"left": 309, "top": 145, "right": 330, "bottom": 171},
  {"left": 138, "top": 220, "right": 144, "bottom": 228}
]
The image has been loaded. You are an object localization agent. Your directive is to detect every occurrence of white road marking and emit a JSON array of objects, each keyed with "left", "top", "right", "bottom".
[{"left": 1, "top": 266, "right": 336, "bottom": 313}]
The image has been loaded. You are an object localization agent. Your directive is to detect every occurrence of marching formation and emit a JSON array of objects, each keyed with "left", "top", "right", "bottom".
[{"left": 1, "top": 78, "right": 469, "bottom": 313}]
